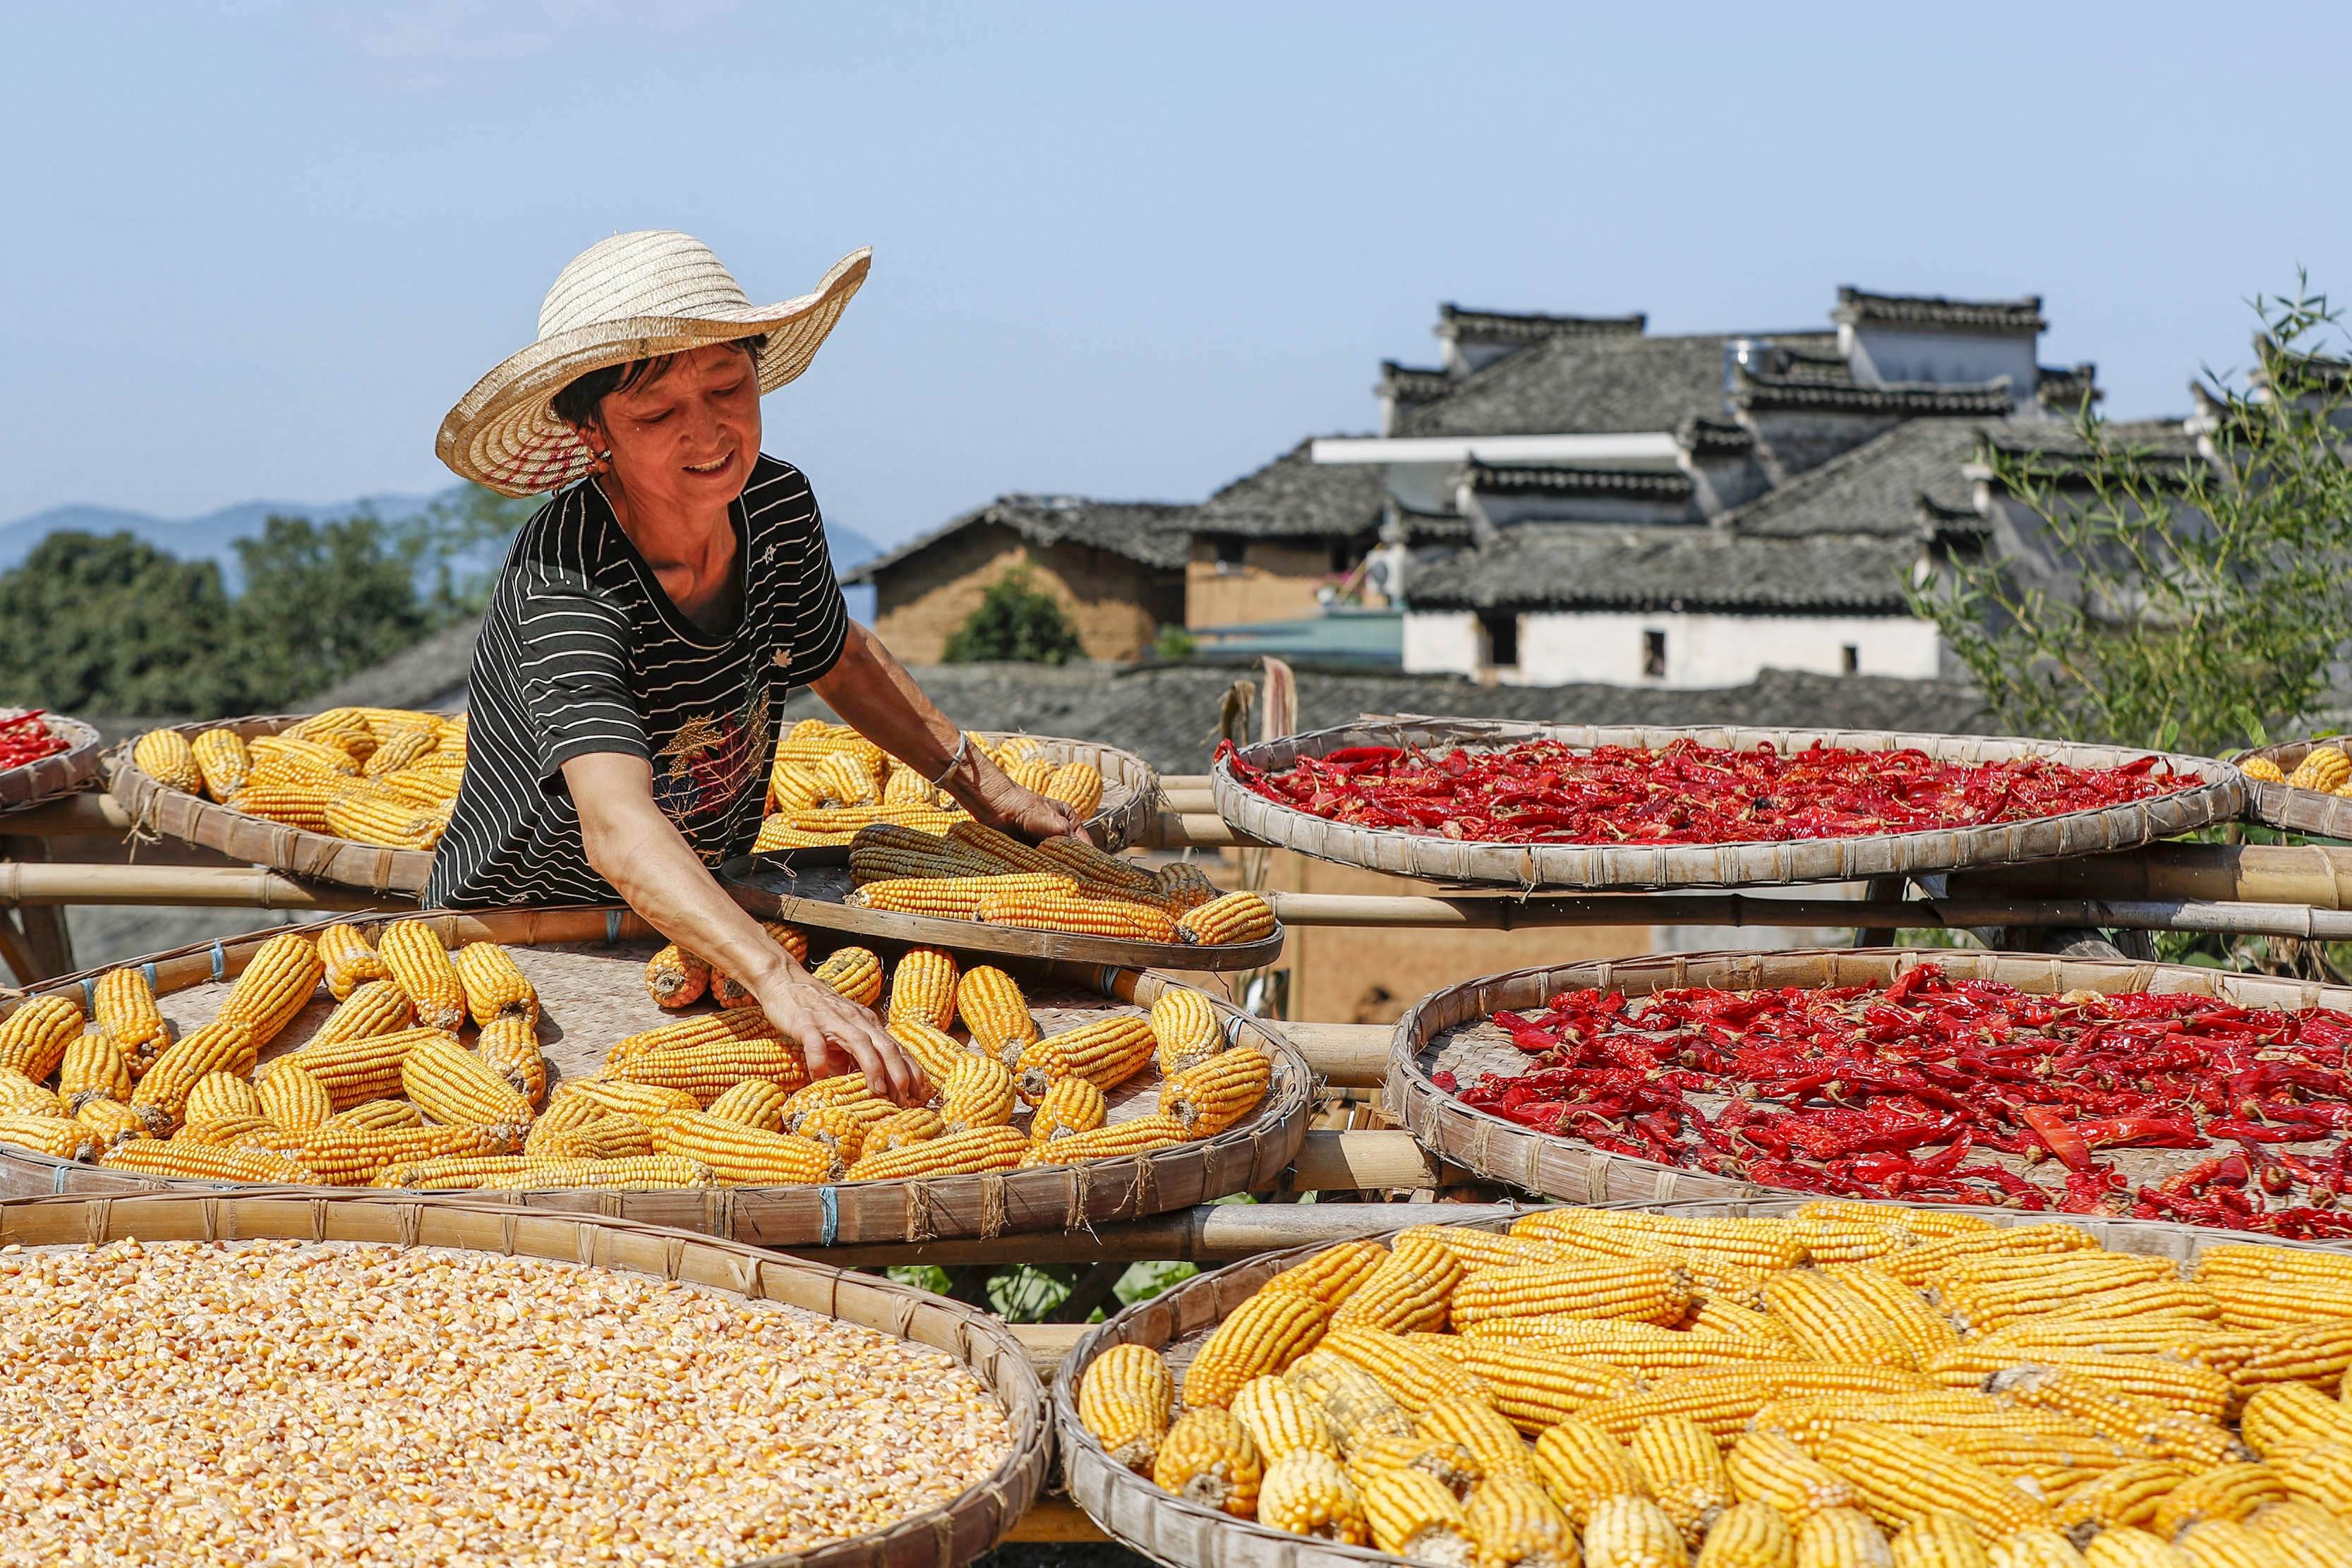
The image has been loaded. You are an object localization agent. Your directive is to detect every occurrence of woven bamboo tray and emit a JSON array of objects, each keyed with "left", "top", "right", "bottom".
[
  {"left": 721, "top": 854, "right": 1284, "bottom": 972},
  {"left": 1056, "top": 1198, "right": 2346, "bottom": 1568},
  {"left": 0, "top": 709, "right": 102, "bottom": 817},
  {"left": 1387, "top": 946, "right": 2352, "bottom": 1210},
  {"left": 109, "top": 720, "right": 1160, "bottom": 895},
  {"left": 1, "top": 1189, "right": 1045, "bottom": 1568},
  {"left": 0, "top": 907, "right": 1313, "bottom": 1245},
  {"left": 1212, "top": 717, "right": 2242, "bottom": 889},
  {"left": 2233, "top": 737, "right": 2352, "bottom": 840}
]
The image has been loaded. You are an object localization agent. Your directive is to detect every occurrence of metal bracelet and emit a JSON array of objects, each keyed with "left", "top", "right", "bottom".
[{"left": 927, "top": 731, "right": 972, "bottom": 790}]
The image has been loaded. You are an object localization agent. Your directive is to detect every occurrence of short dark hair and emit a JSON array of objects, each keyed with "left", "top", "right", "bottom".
[{"left": 550, "top": 333, "right": 768, "bottom": 430}]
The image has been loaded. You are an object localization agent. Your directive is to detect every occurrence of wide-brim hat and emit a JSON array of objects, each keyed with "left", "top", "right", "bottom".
[{"left": 436, "top": 230, "right": 870, "bottom": 497}]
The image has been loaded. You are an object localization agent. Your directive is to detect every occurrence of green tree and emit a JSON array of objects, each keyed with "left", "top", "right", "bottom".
[
  {"left": 941, "top": 567, "right": 1084, "bottom": 664},
  {"left": 0, "top": 531, "right": 240, "bottom": 713},
  {"left": 229, "top": 513, "right": 432, "bottom": 704},
  {"left": 1914, "top": 280, "right": 2352, "bottom": 755},
  {"left": 396, "top": 483, "right": 541, "bottom": 615}
]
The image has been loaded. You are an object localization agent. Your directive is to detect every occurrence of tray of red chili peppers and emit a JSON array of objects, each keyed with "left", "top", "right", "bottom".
[
  {"left": 1213, "top": 718, "right": 2241, "bottom": 888},
  {"left": 1386, "top": 948, "right": 2352, "bottom": 1240},
  {"left": 0, "top": 708, "right": 100, "bottom": 817}
]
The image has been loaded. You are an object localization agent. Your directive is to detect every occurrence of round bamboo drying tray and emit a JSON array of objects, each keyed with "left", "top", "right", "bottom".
[
  {"left": 0, "top": 710, "right": 103, "bottom": 817},
  {"left": 721, "top": 853, "right": 1284, "bottom": 972},
  {"left": 1056, "top": 1197, "right": 2348, "bottom": 1568},
  {"left": 1212, "top": 718, "right": 2242, "bottom": 889},
  {"left": 1387, "top": 946, "right": 2352, "bottom": 1211},
  {"left": 982, "top": 732, "right": 1161, "bottom": 852},
  {"left": 0, "top": 1189, "right": 1047, "bottom": 1568},
  {"left": 2233, "top": 737, "right": 2352, "bottom": 840},
  {"left": 109, "top": 714, "right": 440, "bottom": 893},
  {"left": 0, "top": 907, "right": 1313, "bottom": 1245}
]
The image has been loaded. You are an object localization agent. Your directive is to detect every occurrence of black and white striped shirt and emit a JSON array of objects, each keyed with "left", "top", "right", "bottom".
[{"left": 425, "top": 455, "right": 848, "bottom": 907}]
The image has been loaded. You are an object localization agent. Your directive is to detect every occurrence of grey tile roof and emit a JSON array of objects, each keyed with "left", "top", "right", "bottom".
[
  {"left": 2036, "top": 363, "right": 2101, "bottom": 409},
  {"left": 1733, "top": 368, "right": 2016, "bottom": 416},
  {"left": 301, "top": 616, "right": 481, "bottom": 713},
  {"left": 1397, "top": 332, "right": 1838, "bottom": 438},
  {"left": 1406, "top": 526, "right": 1920, "bottom": 615},
  {"left": 1380, "top": 362, "right": 1452, "bottom": 403},
  {"left": 843, "top": 495, "right": 1195, "bottom": 584},
  {"left": 1463, "top": 463, "right": 1696, "bottom": 502},
  {"left": 776, "top": 661, "right": 1996, "bottom": 776},
  {"left": 1835, "top": 288, "right": 2046, "bottom": 333},
  {"left": 1437, "top": 305, "right": 1646, "bottom": 345},
  {"left": 1716, "top": 420, "right": 1988, "bottom": 539},
  {"left": 1191, "top": 438, "right": 1391, "bottom": 541},
  {"left": 1677, "top": 417, "right": 1754, "bottom": 457}
]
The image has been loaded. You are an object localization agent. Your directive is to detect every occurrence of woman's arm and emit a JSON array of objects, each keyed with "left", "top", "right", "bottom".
[
  {"left": 562, "top": 751, "right": 925, "bottom": 1104},
  {"left": 811, "top": 620, "right": 1091, "bottom": 843}
]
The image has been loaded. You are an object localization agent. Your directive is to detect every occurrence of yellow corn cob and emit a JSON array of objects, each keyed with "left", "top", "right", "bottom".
[
  {"left": 2209, "top": 1277, "right": 2352, "bottom": 1332},
  {"left": 2148, "top": 1460, "right": 2291, "bottom": 1536},
  {"left": 1345, "top": 1428, "right": 1481, "bottom": 1501},
  {"left": 377, "top": 773, "right": 461, "bottom": 811},
  {"left": 56, "top": 1030, "right": 131, "bottom": 1109},
  {"left": 974, "top": 886, "right": 1178, "bottom": 942},
  {"left": 1876, "top": 1225, "right": 2101, "bottom": 1289},
  {"left": 2227, "top": 1321, "right": 2352, "bottom": 1394},
  {"left": 1014, "top": 1016, "right": 1157, "bottom": 1102},
  {"left": 373, "top": 1154, "right": 714, "bottom": 1190},
  {"left": 1763, "top": 1272, "right": 1920, "bottom": 1371},
  {"left": 884, "top": 946, "right": 959, "bottom": 1031},
  {"left": 1151, "top": 859, "right": 1217, "bottom": 909},
  {"left": 878, "top": 765, "right": 941, "bottom": 808},
  {"left": 0, "top": 1114, "right": 92, "bottom": 1160},
  {"left": 91, "top": 967, "right": 169, "bottom": 1077},
  {"left": 1814, "top": 1423, "right": 2053, "bottom": 1539},
  {"left": 1464, "top": 1472, "right": 1578, "bottom": 1568},
  {"left": 2286, "top": 747, "right": 2351, "bottom": 792},
  {"left": 400, "top": 1032, "right": 533, "bottom": 1126},
  {"left": 2169, "top": 1520, "right": 2288, "bottom": 1568},
  {"left": 251, "top": 732, "right": 361, "bottom": 776},
  {"left": 2248, "top": 1500, "right": 2352, "bottom": 1563},
  {"left": 849, "top": 842, "right": 1008, "bottom": 886},
  {"left": 605, "top": 1040, "right": 812, "bottom": 1105},
  {"left": 183, "top": 1071, "right": 263, "bottom": 1128},
  {"left": 943, "top": 965, "right": 1033, "bottom": 1063},
  {"left": 643, "top": 943, "right": 711, "bottom": 1008},
  {"left": 526, "top": 1115, "right": 658, "bottom": 1162},
  {"left": 1728, "top": 1429, "right": 1862, "bottom": 1524},
  {"left": 1024, "top": 835, "right": 1154, "bottom": 894},
  {"left": 311, "top": 923, "right": 390, "bottom": 1001},
  {"left": 375, "top": 922, "right": 465, "bottom": 1032},
  {"left": 1696, "top": 1500, "right": 1799, "bottom": 1568},
  {"left": 702, "top": 1078, "right": 792, "bottom": 1131},
  {"left": 810, "top": 946, "right": 883, "bottom": 1008},
  {"left": 73, "top": 1097, "right": 146, "bottom": 1150},
  {"left": 2273, "top": 1443, "right": 2352, "bottom": 1516},
  {"left": 1584, "top": 1495, "right": 1692, "bottom": 1568},
  {"left": 2076, "top": 1528, "right": 2187, "bottom": 1568},
  {"left": 1944, "top": 1279, "right": 2216, "bottom": 1339},
  {"left": 1685, "top": 1301, "right": 1797, "bottom": 1341},
  {"left": 1267, "top": 1240, "right": 1395, "bottom": 1308},
  {"left": 1321, "top": 1323, "right": 1487, "bottom": 1411},
  {"left": 522, "top": 1102, "right": 607, "bottom": 1156},
  {"left": 1078, "top": 1342, "right": 1175, "bottom": 1472},
  {"left": 850, "top": 872, "right": 1076, "bottom": 919},
  {"left": 1149, "top": 987, "right": 1224, "bottom": 1075},
  {"left": 1332, "top": 1251, "right": 1464, "bottom": 1335},
  {"left": 792, "top": 1102, "right": 893, "bottom": 1163},
  {"left": 864, "top": 1106, "right": 945, "bottom": 1154},
  {"left": 2051, "top": 1461, "right": 2193, "bottom": 1536},
  {"left": 1184, "top": 1291, "right": 1335, "bottom": 1409},
  {"left": 1017, "top": 1113, "right": 1186, "bottom": 1164},
  {"left": 1401, "top": 1226, "right": 1566, "bottom": 1274},
  {"left": 1176, "top": 889, "right": 1279, "bottom": 946},
  {"left": 469, "top": 1015, "right": 545, "bottom": 1109},
  {"left": 1041, "top": 761, "right": 1104, "bottom": 816},
  {"left": 0, "top": 1068, "right": 64, "bottom": 1118},
  {"left": 0, "top": 993, "right": 84, "bottom": 1081},
  {"left": 1418, "top": 1395, "right": 1533, "bottom": 1480},
  {"left": 812, "top": 749, "right": 880, "bottom": 807},
  {"left": 1467, "top": 1315, "right": 1806, "bottom": 1375},
  {"left": 323, "top": 789, "right": 444, "bottom": 850},
  {"left": 1451, "top": 1258, "right": 1693, "bottom": 1329},
  {"left": 253, "top": 1061, "right": 332, "bottom": 1132},
  {"left": 294, "top": 1121, "right": 523, "bottom": 1185},
  {"left": 555, "top": 1078, "right": 701, "bottom": 1121},
  {"left": 1289, "top": 1350, "right": 1416, "bottom": 1457},
  {"left": 307, "top": 978, "right": 416, "bottom": 1051},
  {"left": 1825, "top": 1267, "right": 1960, "bottom": 1362},
  {"left": 358, "top": 724, "right": 436, "bottom": 778},
  {"left": 129, "top": 1023, "right": 258, "bottom": 1130},
  {"left": 1003, "top": 756, "right": 1056, "bottom": 795},
  {"left": 1926, "top": 1350, "right": 2231, "bottom": 1421},
  {"left": 2241, "top": 1383, "right": 2352, "bottom": 1458},
  {"left": 1154, "top": 1408, "right": 1264, "bottom": 1517},
  {"left": 883, "top": 1019, "right": 970, "bottom": 1084},
  {"left": 174, "top": 1113, "right": 284, "bottom": 1148},
  {"left": 188, "top": 728, "right": 252, "bottom": 799},
  {"left": 767, "top": 759, "right": 825, "bottom": 816},
  {"left": 228, "top": 780, "right": 342, "bottom": 831},
  {"left": 1030, "top": 1077, "right": 1107, "bottom": 1143},
  {"left": 1258, "top": 1450, "right": 1371, "bottom": 1543},
  {"left": 448, "top": 942, "right": 538, "bottom": 1028},
  {"left": 287, "top": 708, "right": 377, "bottom": 756},
  {"left": 97, "top": 1138, "right": 316, "bottom": 1184},
  {"left": 1634, "top": 1414, "right": 1737, "bottom": 1547},
  {"left": 607, "top": 1007, "right": 790, "bottom": 1064},
  {"left": 293, "top": 1024, "right": 442, "bottom": 1110},
  {"left": 846, "top": 1123, "right": 1027, "bottom": 1181},
  {"left": 1509, "top": 1212, "right": 1809, "bottom": 1278},
  {"left": 941, "top": 819, "right": 1062, "bottom": 875},
  {"left": 779, "top": 1073, "right": 886, "bottom": 1124},
  {"left": 1981, "top": 1322, "right": 2260, "bottom": 1380},
  {"left": 1582, "top": 1368, "right": 1940, "bottom": 1444},
  {"left": 131, "top": 728, "right": 203, "bottom": 792},
  {"left": 1159, "top": 1044, "right": 1270, "bottom": 1136},
  {"left": 2237, "top": 756, "right": 2289, "bottom": 787},
  {"left": 1792, "top": 1509, "right": 1891, "bottom": 1568},
  {"left": 708, "top": 922, "right": 812, "bottom": 1008},
  {"left": 1791, "top": 1214, "right": 1914, "bottom": 1266},
  {"left": 1363, "top": 1466, "right": 1477, "bottom": 1562},
  {"left": 2193, "top": 1246, "right": 2352, "bottom": 1289},
  {"left": 327, "top": 1098, "right": 424, "bottom": 1132},
  {"left": 1449, "top": 1339, "right": 1639, "bottom": 1434},
  {"left": 937, "top": 1054, "right": 1017, "bottom": 1131}
]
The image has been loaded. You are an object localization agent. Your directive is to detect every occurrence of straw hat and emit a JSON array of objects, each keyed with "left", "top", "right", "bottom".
[{"left": 435, "top": 230, "right": 870, "bottom": 497}]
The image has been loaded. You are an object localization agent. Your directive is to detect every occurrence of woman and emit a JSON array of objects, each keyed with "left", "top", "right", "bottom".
[{"left": 430, "top": 230, "right": 1086, "bottom": 1104}]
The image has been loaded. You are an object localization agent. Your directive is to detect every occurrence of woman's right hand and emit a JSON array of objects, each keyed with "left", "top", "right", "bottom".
[{"left": 754, "top": 969, "right": 929, "bottom": 1106}]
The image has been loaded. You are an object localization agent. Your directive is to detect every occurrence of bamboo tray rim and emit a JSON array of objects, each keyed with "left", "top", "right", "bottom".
[
  {"left": 1055, "top": 1198, "right": 2344, "bottom": 1568},
  {"left": 0, "top": 1189, "right": 1047, "bottom": 1568},
  {"left": 1384, "top": 944, "right": 2352, "bottom": 1222},
  {"left": 0, "top": 906, "right": 1313, "bottom": 1248},
  {"left": 1212, "top": 716, "right": 2244, "bottom": 890},
  {"left": 0, "top": 709, "right": 104, "bottom": 817}
]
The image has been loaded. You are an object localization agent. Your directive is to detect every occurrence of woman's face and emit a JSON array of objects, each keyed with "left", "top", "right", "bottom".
[{"left": 591, "top": 342, "right": 763, "bottom": 518}]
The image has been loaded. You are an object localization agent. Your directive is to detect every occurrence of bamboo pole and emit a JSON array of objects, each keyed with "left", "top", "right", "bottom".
[
  {"left": 0, "top": 863, "right": 387, "bottom": 910},
  {"left": 1277, "top": 1021, "right": 1387, "bottom": 1087}
]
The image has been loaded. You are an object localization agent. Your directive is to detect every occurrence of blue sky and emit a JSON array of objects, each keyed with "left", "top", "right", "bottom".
[{"left": 6, "top": 1, "right": 2349, "bottom": 545}]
